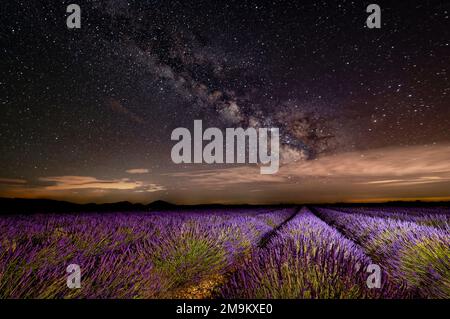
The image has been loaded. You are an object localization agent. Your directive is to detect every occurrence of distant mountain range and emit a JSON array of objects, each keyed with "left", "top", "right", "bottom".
[
  {"left": 0, "top": 197, "right": 448, "bottom": 215},
  {"left": 0, "top": 198, "right": 171, "bottom": 214},
  {"left": 0, "top": 198, "right": 262, "bottom": 214}
]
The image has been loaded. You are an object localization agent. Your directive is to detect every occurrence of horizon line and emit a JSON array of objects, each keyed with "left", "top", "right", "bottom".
[{"left": 2, "top": 196, "right": 450, "bottom": 206}]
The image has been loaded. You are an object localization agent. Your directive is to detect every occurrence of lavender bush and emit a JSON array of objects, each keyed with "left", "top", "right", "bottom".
[
  {"left": 333, "top": 206, "right": 450, "bottom": 230},
  {"left": 0, "top": 206, "right": 446, "bottom": 299},
  {"left": 315, "top": 207, "right": 450, "bottom": 298},
  {"left": 219, "top": 208, "right": 409, "bottom": 299},
  {"left": 0, "top": 209, "right": 293, "bottom": 298}
]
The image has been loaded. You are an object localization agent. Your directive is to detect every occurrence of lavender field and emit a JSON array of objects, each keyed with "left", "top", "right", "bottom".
[{"left": 0, "top": 206, "right": 449, "bottom": 299}]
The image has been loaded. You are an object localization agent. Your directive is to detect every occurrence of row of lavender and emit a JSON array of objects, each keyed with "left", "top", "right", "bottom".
[
  {"left": 331, "top": 206, "right": 450, "bottom": 230},
  {"left": 219, "top": 208, "right": 410, "bottom": 298},
  {"left": 313, "top": 207, "right": 450, "bottom": 298},
  {"left": 0, "top": 208, "right": 294, "bottom": 298}
]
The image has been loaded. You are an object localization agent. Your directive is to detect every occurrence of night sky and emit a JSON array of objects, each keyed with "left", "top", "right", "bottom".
[{"left": 1, "top": 0, "right": 449, "bottom": 204}]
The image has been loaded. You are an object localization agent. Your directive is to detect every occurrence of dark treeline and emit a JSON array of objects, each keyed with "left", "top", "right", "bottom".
[{"left": 0, "top": 197, "right": 449, "bottom": 215}]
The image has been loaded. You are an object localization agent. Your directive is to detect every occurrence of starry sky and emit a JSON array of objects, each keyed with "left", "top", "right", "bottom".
[{"left": 1, "top": 0, "right": 449, "bottom": 204}]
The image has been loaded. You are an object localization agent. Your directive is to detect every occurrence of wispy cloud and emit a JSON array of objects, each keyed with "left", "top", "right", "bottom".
[
  {"left": 0, "top": 178, "right": 27, "bottom": 185},
  {"left": 169, "top": 144, "right": 450, "bottom": 184},
  {"left": 0, "top": 175, "right": 165, "bottom": 203},
  {"left": 167, "top": 167, "right": 285, "bottom": 186},
  {"left": 39, "top": 176, "right": 142, "bottom": 191},
  {"left": 1, "top": 144, "right": 449, "bottom": 204},
  {"left": 38, "top": 176, "right": 163, "bottom": 192},
  {"left": 126, "top": 168, "right": 150, "bottom": 174},
  {"left": 358, "top": 176, "right": 449, "bottom": 187},
  {"left": 280, "top": 144, "right": 450, "bottom": 179}
]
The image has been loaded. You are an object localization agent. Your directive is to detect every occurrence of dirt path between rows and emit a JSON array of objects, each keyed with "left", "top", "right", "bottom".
[
  {"left": 169, "top": 274, "right": 226, "bottom": 299},
  {"left": 257, "top": 206, "right": 300, "bottom": 248}
]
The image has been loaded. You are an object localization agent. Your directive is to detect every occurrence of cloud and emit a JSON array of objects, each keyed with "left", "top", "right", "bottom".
[
  {"left": 165, "top": 144, "right": 450, "bottom": 189},
  {"left": 167, "top": 167, "right": 285, "bottom": 187},
  {"left": 0, "top": 178, "right": 27, "bottom": 185},
  {"left": 38, "top": 176, "right": 164, "bottom": 192},
  {"left": 126, "top": 168, "right": 150, "bottom": 174},
  {"left": 358, "top": 176, "right": 449, "bottom": 187},
  {"left": 0, "top": 175, "right": 162, "bottom": 193},
  {"left": 158, "top": 144, "right": 450, "bottom": 204},
  {"left": 0, "top": 175, "right": 166, "bottom": 203},
  {"left": 39, "top": 176, "right": 139, "bottom": 191},
  {"left": 280, "top": 144, "right": 450, "bottom": 179},
  {"left": 2, "top": 145, "right": 449, "bottom": 204}
]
